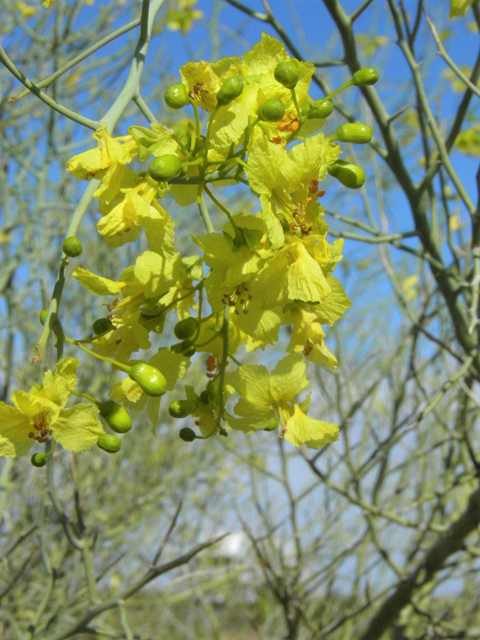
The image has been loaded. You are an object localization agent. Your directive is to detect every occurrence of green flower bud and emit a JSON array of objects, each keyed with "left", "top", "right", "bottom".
[
  {"left": 206, "top": 383, "right": 217, "bottom": 403},
  {"left": 99, "top": 401, "right": 132, "bottom": 433},
  {"left": 274, "top": 61, "right": 299, "bottom": 89},
  {"left": 97, "top": 434, "right": 121, "bottom": 453},
  {"left": 63, "top": 236, "right": 83, "bottom": 258},
  {"left": 263, "top": 419, "right": 279, "bottom": 432},
  {"left": 93, "top": 317, "right": 114, "bottom": 335},
  {"left": 181, "top": 340, "right": 196, "bottom": 357},
  {"left": 148, "top": 155, "right": 182, "bottom": 181},
  {"left": 328, "top": 160, "right": 365, "bottom": 189},
  {"left": 128, "top": 363, "right": 167, "bottom": 397},
  {"left": 179, "top": 427, "right": 196, "bottom": 442},
  {"left": 259, "top": 98, "right": 286, "bottom": 122},
  {"left": 169, "top": 399, "right": 197, "bottom": 419},
  {"left": 39, "top": 310, "right": 48, "bottom": 326},
  {"left": 174, "top": 317, "right": 198, "bottom": 340},
  {"left": 199, "top": 390, "right": 210, "bottom": 405},
  {"left": 164, "top": 83, "right": 190, "bottom": 109},
  {"left": 216, "top": 76, "right": 244, "bottom": 106},
  {"left": 352, "top": 67, "right": 380, "bottom": 86},
  {"left": 334, "top": 123, "right": 373, "bottom": 144},
  {"left": 31, "top": 452, "right": 48, "bottom": 467},
  {"left": 171, "top": 339, "right": 196, "bottom": 357},
  {"left": 303, "top": 99, "right": 333, "bottom": 120}
]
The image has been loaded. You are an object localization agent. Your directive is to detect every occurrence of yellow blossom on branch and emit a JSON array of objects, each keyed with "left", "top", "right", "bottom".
[
  {"left": 0, "top": 359, "right": 104, "bottom": 458},
  {"left": 227, "top": 353, "right": 338, "bottom": 449}
]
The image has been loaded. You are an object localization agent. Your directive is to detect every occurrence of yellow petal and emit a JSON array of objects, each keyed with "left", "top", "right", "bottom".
[
  {"left": 286, "top": 241, "right": 331, "bottom": 303},
  {"left": 227, "top": 364, "right": 273, "bottom": 409},
  {"left": 53, "top": 404, "right": 104, "bottom": 452},
  {"left": 242, "top": 32, "right": 289, "bottom": 75},
  {"left": 109, "top": 378, "right": 146, "bottom": 406},
  {"left": 72, "top": 267, "right": 125, "bottom": 296},
  {"left": 280, "top": 132, "right": 340, "bottom": 191},
  {"left": 235, "top": 306, "right": 282, "bottom": 346},
  {"left": 136, "top": 201, "right": 176, "bottom": 257},
  {"left": 94, "top": 164, "right": 128, "bottom": 205},
  {"left": 246, "top": 135, "right": 287, "bottom": 196},
  {"left": 41, "top": 358, "right": 79, "bottom": 407},
  {"left": 209, "top": 100, "right": 250, "bottom": 159},
  {"left": 170, "top": 166, "right": 200, "bottom": 207},
  {"left": 66, "top": 129, "right": 137, "bottom": 180},
  {"left": 304, "top": 324, "right": 338, "bottom": 369},
  {"left": 133, "top": 251, "right": 181, "bottom": 298},
  {"left": 147, "top": 396, "right": 162, "bottom": 434},
  {"left": 97, "top": 194, "right": 142, "bottom": 248},
  {"left": 258, "top": 196, "right": 285, "bottom": 249},
  {"left": 11, "top": 390, "right": 59, "bottom": 420},
  {"left": 250, "top": 250, "right": 289, "bottom": 309},
  {"left": 270, "top": 353, "right": 309, "bottom": 403},
  {"left": 313, "top": 277, "right": 352, "bottom": 325},
  {"left": 228, "top": 399, "right": 276, "bottom": 433},
  {"left": 284, "top": 404, "right": 338, "bottom": 449},
  {"left": 0, "top": 403, "right": 33, "bottom": 457}
]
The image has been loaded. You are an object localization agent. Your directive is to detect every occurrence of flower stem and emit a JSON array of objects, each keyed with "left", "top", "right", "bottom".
[
  {"left": 204, "top": 185, "right": 239, "bottom": 233},
  {"left": 290, "top": 88, "right": 302, "bottom": 120},
  {"left": 197, "top": 197, "right": 215, "bottom": 233},
  {"left": 191, "top": 103, "right": 201, "bottom": 152},
  {"left": 71, "top": 389, "right": 100, "bottom": 407},
  {"left": 323, "top": 79, "right": 354, "bottom": 101},
  {"left": 197, "top": 106, "right": 219, "bottom": 203},
  {"left": 216, "top": 305, "right": 230, "bottom": 435},
  {"left": 64, "top": 336, "right": 131, "bottom": 374}
]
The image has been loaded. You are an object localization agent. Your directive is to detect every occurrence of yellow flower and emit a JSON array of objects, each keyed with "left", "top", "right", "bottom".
[
  {"left": 249, "top": 234, "right": 332, "bottom": 308},
  {"left": 194, "top": 214, "right": 270, "bottom": 310},
  {"left": 227, "top": 353, "right": 338, "bottom": 449},
  {"left": 282, "top": 276, "right": 351, "bottom": 365},
  {"left": 97, "top": 174, "right": 176, "bottom": 251},
  {"left": 449, "top": 0, "right": 476, "bottom": 16},
  {"left": 247, "top": 131, "right": 339, "bottom": 200},
  {"left": 72, "top": 250, "right": 182, "bottom": 360},
  {"left": 245, "top": 132, "right": 340, "bottom": 247},
  {"left": 15, "top": 2, "right": 38, "bottom": 18},
  {"left": 159, "top": 255, "right": 201, "bottom": 320},
  {"left": 287, "top": 306, "right": 338, "bottom": 368},
  {"left": 0, "top": 358, "right": 104, "bottom": 458},
  {"left": 66, "top": 128, "right": 138, "bottom": 181},
  {"left": 194, "top": 214, "right": 283, "bottom": 346},
  {"left": 164, "top": 0, "right": 203, "bottom": 35},
  {"left": 180, "top": 61, "right": 222, "bottom": 111}
]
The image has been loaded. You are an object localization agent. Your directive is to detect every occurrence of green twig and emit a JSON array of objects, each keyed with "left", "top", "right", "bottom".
[
  {"left": 0, "top": 45, "right": 101, "bottom": 130},
  {"left": 12, "top": 18, "right": 141, "bottom": 101},
  {"left": 216, "top": 305, "right": 230, "bottom": 434},
  {"left": 197, "top": 197, "right": 215, "bottom": 233}
]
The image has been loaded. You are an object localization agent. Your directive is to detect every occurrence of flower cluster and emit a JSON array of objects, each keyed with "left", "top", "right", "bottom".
[{"left": 1, "top": 34, "right": 378, "bottom": 462}]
